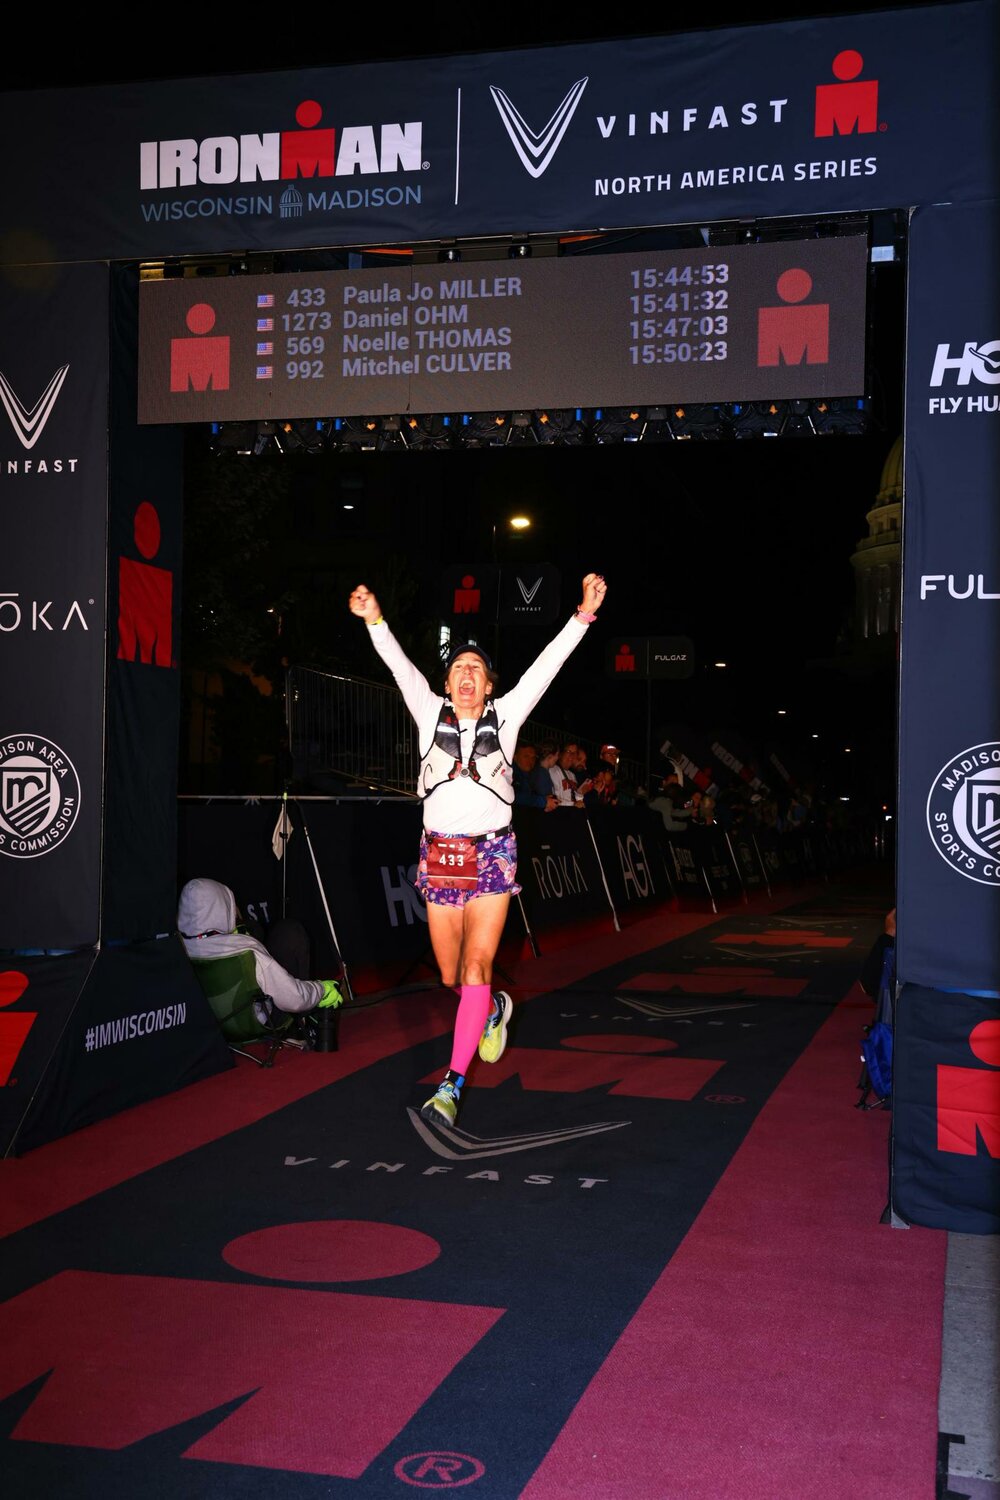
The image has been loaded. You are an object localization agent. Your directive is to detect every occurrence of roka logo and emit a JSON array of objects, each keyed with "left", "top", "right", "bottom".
[
  {"left": 0, "top": 365, "right": 69, "bottom": 450},
  {"left": 490, "top": 77, "right": 588, "bottom": 178},
  {"left": 927, "top": 742, "right": 1000, "bottom": 886}
]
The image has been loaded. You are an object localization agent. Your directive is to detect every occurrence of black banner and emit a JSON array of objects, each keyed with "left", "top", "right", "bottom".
[
  {"left": 606, "top": 637, "right": 695, "bottom": 680},
  {"left": 177, "top": 799, "right": 675, "bottom": 978},
  {"left": 892, "top": 984, "right": 1000, "bottom": 1234},
  {"left": 0, "top": 6, "right": 994, "bottom": 263},
  {"left": 0, "top": 953, "right": 95, "bottom": 1157},
  {"left": 178, "top": 797, "right": 432, "bottom": 978},
  {"left": 897, "top": 202, "right": 1000, "bottom": 996},
  {"left": 584, "top": 805, "right": 670, "bottom": 913},
  {"left": 0, "top": 264, "right": 109, "bottom": 949},
  {"left": 441, "top": 565, "right": 498, "bottom": 638},
  {"left": 755, "top": 828, "right": 793, "bottom": 886},
  {"left": 104, "top": 266, "right": 186, "bottom": 942},
  {"left": 177, "top": 798, "right": 289, "bottom": 934},
  {"left": 689, "top": 826, "right": 742, "bottom": 902},
  {"left": 729, "top": 831, "right": 767, "bottom": 892},
  {"left": 662, "top": 832, "right": 708, "bottom": 897},
  {"left": 10, "top": 941, "right": 232, "bottom": 1157},
  {"left": 514, "top": 808, "right": 612, "bottom": 932},
  {"left": 500, "top": 563, "right": 562, "bottom": 631}
]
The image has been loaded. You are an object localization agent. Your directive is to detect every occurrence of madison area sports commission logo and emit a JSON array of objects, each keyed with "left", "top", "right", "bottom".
[
  {"left": 0, "top": 734, "right": 81, "bottom": 859},
  {"left": 926, "top": 742, "right": 1000, "bottom": 887}
]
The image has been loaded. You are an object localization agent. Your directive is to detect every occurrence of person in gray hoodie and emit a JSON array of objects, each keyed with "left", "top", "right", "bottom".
[{"left": 177, "top": 877, "right": 341, "bottom": 1014}]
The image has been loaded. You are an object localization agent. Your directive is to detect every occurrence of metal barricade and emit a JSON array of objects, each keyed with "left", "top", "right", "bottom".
[{"left": 286, "top": 664, "right": 644, "bottom": 795}]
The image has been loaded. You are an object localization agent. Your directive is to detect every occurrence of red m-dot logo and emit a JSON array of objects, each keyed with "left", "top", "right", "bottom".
[
  {"left": 0, "top": 971, "right": 35, "bottom": 1086},
  {"left": 815, "top": 49, "right": 880, "bottom": 136}
]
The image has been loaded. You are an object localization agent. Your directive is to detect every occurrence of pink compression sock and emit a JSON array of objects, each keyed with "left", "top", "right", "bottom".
[{"left": 449, "top": 984, "right": 492, "bottom": 1075}]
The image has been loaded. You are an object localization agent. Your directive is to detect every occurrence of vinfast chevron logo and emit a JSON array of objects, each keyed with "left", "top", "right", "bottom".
[
  {"left": 927, "top": 742, "right": 1000, "bottom": 887},
  {"left": 515, "top": 576, "right": 543, "bottom": 605},
  {"left": 489, "top": 77, "right": 588, "bottom": 179},
  {"left": 616, "top": 998, "right": 756, "bottom": 1020},
  {"left": 407, "top": 1109, "right": 628, "bottom": 1160},
  {"left": 0, "top": 365, "right": 69, "bottom": 450}
]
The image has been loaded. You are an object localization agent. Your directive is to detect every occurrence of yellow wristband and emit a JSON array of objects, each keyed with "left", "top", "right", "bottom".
[{"left": 367, "top": 616, "right": 384, "bottom": 626}]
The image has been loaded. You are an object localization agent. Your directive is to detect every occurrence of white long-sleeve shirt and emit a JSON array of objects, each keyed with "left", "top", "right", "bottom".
[{"left": 368, "top": 615, "right": 590, "bottom": 836}]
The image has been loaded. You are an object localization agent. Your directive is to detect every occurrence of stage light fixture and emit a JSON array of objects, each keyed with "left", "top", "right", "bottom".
[
  {"left": 378, "top": 414, "right": 409, "bottom": 449},
  {"left": 810, "top": 396, "right": 871, "bottom": 436},
  {"left": 210, "top": 420, "right": 256, "bottom": 455},
  {"left": 253, "top": 419, "right": 281, "bottom": 455},
  {"left": 762, "top": 402, "right": 783, "bottom": 437},
  {"left": 780, "top": 398, "right": 816, "bottom": 436},
  {"left": 506, "top": 412, "right": 538, "bottom": 445}
]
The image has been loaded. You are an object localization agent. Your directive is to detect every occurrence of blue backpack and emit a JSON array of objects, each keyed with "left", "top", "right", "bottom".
[{"left": 858, "top": 943, "right": 895, "bottom": 1109}]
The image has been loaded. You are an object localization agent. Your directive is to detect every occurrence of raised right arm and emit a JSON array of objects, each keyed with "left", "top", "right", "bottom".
[{"left": 349, "top": 583, "right": 438, "bottom": 725}]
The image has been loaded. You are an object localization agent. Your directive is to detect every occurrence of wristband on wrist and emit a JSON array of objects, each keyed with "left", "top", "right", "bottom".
[
  {"left": 367, "top": 615, "right": 384, "bottom": 626},
  {"left": 576, "top": 610, "right": 597, "bottom": 623}
]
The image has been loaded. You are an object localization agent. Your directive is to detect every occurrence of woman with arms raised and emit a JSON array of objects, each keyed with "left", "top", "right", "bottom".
[{"left": 349, "top": 572, "right": 607, "bottom": 1127}]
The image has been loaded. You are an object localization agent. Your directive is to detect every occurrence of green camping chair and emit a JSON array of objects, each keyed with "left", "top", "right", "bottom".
[{"left": 189, "top": 950, "right": 300, "bottom": 1067}]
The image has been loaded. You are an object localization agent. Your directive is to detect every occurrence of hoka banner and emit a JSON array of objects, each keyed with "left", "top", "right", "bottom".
[
  {"left": 0, "top": 4, "right": 995, "bottom": 264},
  {"left": 0, "top": 264, "right": 109, "bottom": 950},
  {"left": 897, "top": 203, "right": 1000, "bottom": 996}
]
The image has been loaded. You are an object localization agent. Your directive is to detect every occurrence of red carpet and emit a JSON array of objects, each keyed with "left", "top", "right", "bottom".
[
  {"left": 523, "top": 989, "right": 944, "bottom": 1499},
  {"left": 0, "top": 879, "right": 946, "bottom": 1499}
]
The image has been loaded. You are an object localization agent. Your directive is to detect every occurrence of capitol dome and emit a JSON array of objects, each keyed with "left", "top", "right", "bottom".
[{"left": 850, "top": 434, "right": 902, "bottom": 644}]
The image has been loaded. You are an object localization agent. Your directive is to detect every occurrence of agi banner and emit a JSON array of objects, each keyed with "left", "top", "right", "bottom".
[{"left": 0, "top": 264, "right": 109, "bottom": 949}]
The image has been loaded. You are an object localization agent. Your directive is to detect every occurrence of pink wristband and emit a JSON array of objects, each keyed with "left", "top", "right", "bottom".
[{"left": 576, "top": 610, "right": 597, "bottom": 623}]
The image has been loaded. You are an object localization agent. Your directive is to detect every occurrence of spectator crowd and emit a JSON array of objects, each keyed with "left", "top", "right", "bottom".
[{"left": 512, "top": 733, "right": 868, "bottom": 838}]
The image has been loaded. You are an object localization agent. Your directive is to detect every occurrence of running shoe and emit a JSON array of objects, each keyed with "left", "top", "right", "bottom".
[
  {"left": 478, "top": 991, "right": 513, "bottom": 1064},
  {"left": 420, "top": 1078, "right": 461, "bottom": 1127}
]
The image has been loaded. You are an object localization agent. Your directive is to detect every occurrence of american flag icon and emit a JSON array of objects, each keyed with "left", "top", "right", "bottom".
[
  {"left": 257, "top": 317, "right": 274, "bottom": 332},
  {"left": 256, "top": 293, "right": 275, "bottom": 308},
  {"left": 255, "top": 366, "right": 273, "bottom": 380},
  {"left": 256, "top": 342, "right": 273, "bottom": 355}
]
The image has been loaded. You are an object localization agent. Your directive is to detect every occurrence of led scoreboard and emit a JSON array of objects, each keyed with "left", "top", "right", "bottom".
[{"left": 137, "top": 236, "right": 868, "bottom": 424}]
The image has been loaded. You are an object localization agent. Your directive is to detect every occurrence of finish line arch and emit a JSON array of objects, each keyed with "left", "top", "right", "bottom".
[{"left": 1, "top": 2, "right": 997, "bottom": 1229}]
